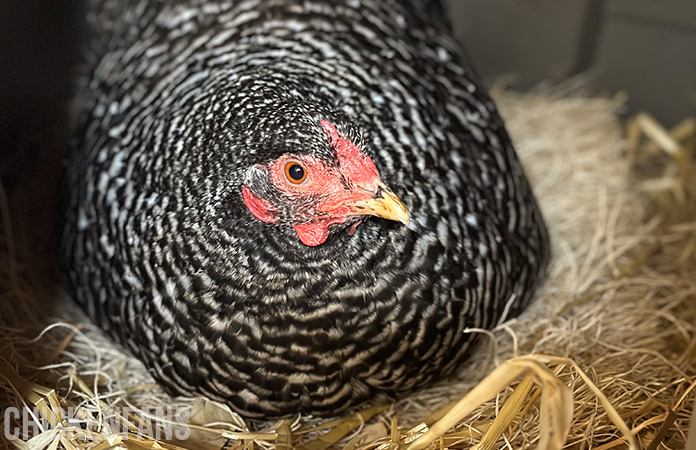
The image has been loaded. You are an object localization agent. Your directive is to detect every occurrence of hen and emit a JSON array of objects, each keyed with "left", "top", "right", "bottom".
[{"left": 60, "top": 0, "right": 550, "bottom": 418}]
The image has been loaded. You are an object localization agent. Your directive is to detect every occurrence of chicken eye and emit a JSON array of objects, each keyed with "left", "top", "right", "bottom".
[{"left": 285, "top": 162, "right": 307, "bottom": 184}]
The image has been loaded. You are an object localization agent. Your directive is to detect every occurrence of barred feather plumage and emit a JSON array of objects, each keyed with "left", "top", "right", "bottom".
[{"left": 60, "top": 0, "right": 550, "bottom": 418}]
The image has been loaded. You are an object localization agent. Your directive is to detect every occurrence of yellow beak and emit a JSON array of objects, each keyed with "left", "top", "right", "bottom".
[{"left": 345, "top": 183, "right": 410, "bottom": 225}]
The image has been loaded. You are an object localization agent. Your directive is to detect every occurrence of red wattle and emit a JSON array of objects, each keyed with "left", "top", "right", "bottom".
[{"left": 293, "top": 222, "right": 330, "bottom": 246}]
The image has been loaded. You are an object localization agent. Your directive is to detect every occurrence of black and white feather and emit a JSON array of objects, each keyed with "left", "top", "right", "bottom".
[{"left": 61, "top": 0, "right": 550, "bottom": 418}]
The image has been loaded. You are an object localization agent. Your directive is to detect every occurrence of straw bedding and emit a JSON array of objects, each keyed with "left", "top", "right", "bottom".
[{"left": 1, "top": 83, "right": 695, "bottom": 449}]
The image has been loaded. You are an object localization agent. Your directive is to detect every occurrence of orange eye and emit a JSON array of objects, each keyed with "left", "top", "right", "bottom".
[{"left": 285, "top": 162, "right": 307, "bottom": 184}]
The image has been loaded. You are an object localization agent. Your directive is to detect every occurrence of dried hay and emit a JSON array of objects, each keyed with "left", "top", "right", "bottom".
[{"left": 1, "top": 82, "right": 695, "bottom": 449}]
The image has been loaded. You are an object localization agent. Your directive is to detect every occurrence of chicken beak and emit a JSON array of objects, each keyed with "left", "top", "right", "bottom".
[{"left": 345, "top": 183, "right": 410, "bottom": 225}]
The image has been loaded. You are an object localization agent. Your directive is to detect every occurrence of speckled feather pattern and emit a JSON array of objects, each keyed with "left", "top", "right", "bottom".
[{"left": 61, "top": 0, "right": 549, "bottom": 418}]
